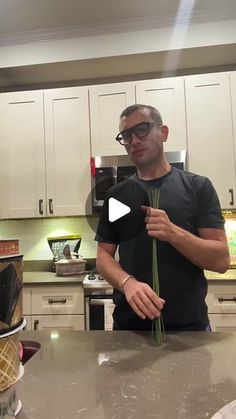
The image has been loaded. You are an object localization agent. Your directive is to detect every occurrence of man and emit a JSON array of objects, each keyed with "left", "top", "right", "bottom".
[{"left": 95, "top": 104, "right": 230, "bottom": 331}]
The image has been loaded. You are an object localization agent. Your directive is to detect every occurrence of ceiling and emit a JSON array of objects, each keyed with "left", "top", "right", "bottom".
[
  {"left": 0, "top": 0, "right": 236, "bottom": 90},
  {"left": 0, "top": 0, "right": 235, "bottom": 42}
]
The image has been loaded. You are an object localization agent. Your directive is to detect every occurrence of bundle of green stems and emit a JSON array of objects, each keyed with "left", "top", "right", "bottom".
[{"left": 148, "top": 188, "right": 166, "bottom": 345}]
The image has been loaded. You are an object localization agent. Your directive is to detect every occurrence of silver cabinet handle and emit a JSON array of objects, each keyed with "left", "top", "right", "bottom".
[
  {"left": 39, "top": 199, "right": 43, "bottom": 215},
  {"left": 49, "top": 198, "right": 53, "bottom": 214},
  {"left": 229, "top": 188, "right": 234, "bottom": 206},
  {"left": 34, "top": 319, "right": 39, "bottom": 330},
  {"left": 48, "top": 298, "right": 67, "bottom": 304},
  {"left": 218, "top": 296, "right": 236, "bottom": 302}
]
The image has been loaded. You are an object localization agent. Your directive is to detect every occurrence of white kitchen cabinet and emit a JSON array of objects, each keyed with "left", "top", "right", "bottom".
[
  {"left": 23, "top": 287, "right": 32, "bottom": 315},
  {"left": 89, "top": 82, "right": 135, "bottom": 156},
  {"left": 185, "top": 72, "right": 236, "bottom": 209},
  {"left": 0, "top": 91, "right": 46, "bottom": 218},
  {"left": 23, "top": 284, "right": 85, "bottom": 331},
  {"left": 24, "top": 316, "right": 32, "bottom": 331},
  {"left": 230, "top": 71, "right": 236, "bottom": 181},
  {"left": 44, "top": 88, "right": 91, "bottom": 216},
  {"left": 206, "top": 281, "right": 236, "bottom": 331},
  {"left": 0, "top": 87, "right": 91, "bottom": 218},
  {"left": 31, "top": 315, "right": 84, "bottom": 331},
  {"left": 135, "top": 77, "right": 187, "bottom": 152}
]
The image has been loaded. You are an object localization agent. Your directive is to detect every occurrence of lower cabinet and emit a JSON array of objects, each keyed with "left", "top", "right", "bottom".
[
  {"left": 23, "top": 284, "right": 85, "bottom": 331},
  {"left": 206, "top": 281, "right": 236, "bottom": 331},
  {"left": 31, "top": 315, "right": 84, "bottom": 331}
]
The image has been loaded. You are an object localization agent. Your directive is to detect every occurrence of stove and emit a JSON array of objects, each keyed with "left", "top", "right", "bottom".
[
  {"left": 83, "top": 272, "right": 114, "bottom": 330},
  {"left": 82, "top": 273, "right": 113, "bottom": 293}
]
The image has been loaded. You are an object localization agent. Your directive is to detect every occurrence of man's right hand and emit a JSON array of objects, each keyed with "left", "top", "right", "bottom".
[{"left": 122, "top": 277, "right": 165, "bottom": 320}]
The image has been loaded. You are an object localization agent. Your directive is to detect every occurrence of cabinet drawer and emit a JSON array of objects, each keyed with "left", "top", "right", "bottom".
[
  {"left": 31, "top": 285, "right": 84, "bottom": 315},
  {"left": 24, "top": 316, "right": 32, "bottom": 331},
  {"left": 31, "top": 315, "right": 84, "bottom": 331},
  {"left": 206, "top": 284, "right": 236, "bottom": 313},
  {"left": 23, "top": 287, "right": 32, "bottom": 315},
  {"left": 208, "top": 314, "right": 236, "bottom": 331}
]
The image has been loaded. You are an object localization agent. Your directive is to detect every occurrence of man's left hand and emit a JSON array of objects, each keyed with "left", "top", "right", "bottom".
[{"left": 141, "top": 206, "right": 178, "bottom": 242}]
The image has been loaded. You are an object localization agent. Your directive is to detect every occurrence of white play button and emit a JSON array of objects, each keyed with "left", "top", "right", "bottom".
[{"left": 108, "top": 198, "right": 131, "bottom": 222}]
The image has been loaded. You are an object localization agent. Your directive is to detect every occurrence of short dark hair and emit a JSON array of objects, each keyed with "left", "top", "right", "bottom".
[{"left": 120, "top": 104, "right": 163, "bottom": 125}]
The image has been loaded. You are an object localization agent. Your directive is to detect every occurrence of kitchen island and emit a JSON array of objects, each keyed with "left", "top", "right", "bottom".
[{"left": 15, "top": 330, "right": 236, "bottom": 418}]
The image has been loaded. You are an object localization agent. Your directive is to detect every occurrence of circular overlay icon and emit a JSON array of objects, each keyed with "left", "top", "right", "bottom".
[{"left": 85, "top": 178, "right": 150, "bottom": 242}]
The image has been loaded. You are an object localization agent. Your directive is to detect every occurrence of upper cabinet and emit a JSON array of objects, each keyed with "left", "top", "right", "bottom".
[
  {"left": 0, "top": 91, "right": 46, "bottom": 218},
  {"left": 89, "top": 78, "right": 187, "bottom": 156},
  {"left": 185, "top": 72, "right": 236, "bottom": 209},
  {"left": 135, "top": 77, "right": 187, "bottom": 152},
  {"left": 0, "top": 87, "right": 91, "bottom": 218},
  {"left": 89, "top": 82, "right": 135, "bottom": 156},
  {"left": 230, "top": 71, "right": 236, "bottom": 178},
  {"left": 44, "top": 88, "right": 91, "bottom": 217}
]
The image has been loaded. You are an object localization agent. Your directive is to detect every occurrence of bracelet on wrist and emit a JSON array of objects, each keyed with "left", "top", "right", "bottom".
[{"left": 120, "top": 275, "right": 133, "bottom": 294}]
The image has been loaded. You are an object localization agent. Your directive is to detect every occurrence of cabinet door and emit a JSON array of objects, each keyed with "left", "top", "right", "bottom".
[
  {"left": 206, "top": 283, "right": 236, "bottom": 314},
  {"left": 24, "top": 316, "right": 32, "bottom": 331},
  {"left": 135, "top": 77, "right": 187, "bottom": 152},
  {"left": 89, "top": 82, "right": 135, "bottom": 156},
  {"left": 23, "top": 287, "right": 32, "bottom": 316},
  {"left": 185, "top": 73, "right": 236, "bottom": 209},
  {"left": 0, "top": 91, "right": 46, "bottom": 218},
  {"left": 44, "top": 87, "right": 91, "bottom": 216},
  {"left": 230, "top": 71, "right": 236, "bottom": 189},
  {"left": 31, "top": 315, "right": 84, "bottom": 330},
  {"left": 208, "top": 314, "right": 236, "bottom": 331}
]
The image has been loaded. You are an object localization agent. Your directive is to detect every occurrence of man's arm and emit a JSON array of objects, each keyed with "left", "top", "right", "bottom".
[
  {"left": 142, "top": 207, "right": 230, "bottom": 273},
  {"left": 96, "top": 242, "right": 164, "bottom": 320}
]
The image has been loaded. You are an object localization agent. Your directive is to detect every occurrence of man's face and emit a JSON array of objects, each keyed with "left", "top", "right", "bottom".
[{"left": 119, "top": 109, "right": 168, "bottom": 167}]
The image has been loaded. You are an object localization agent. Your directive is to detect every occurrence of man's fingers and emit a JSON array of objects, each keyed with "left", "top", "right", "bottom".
[
  {"left": 128, "top": 290, "right": 164, "bottom": 320},
  {"left": 141, "top": 205, "right": 149, "bottom": 214}
]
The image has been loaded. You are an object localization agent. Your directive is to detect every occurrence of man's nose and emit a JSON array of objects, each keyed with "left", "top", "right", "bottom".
[{"left": 130, "top": 132, "right": 141, "bottom": 144}]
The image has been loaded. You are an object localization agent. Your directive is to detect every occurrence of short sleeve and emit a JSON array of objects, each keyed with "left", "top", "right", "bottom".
[{"left": 195, "top": 176, "right": 225, "bottom": 229}]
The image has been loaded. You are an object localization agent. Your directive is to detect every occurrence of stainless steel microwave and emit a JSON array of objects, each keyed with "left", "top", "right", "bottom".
[{"left": 91, "top": 150, "right": 187, "bottom": 208}]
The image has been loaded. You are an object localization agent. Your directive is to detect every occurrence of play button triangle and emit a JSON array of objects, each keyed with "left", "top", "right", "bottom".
[{"left": 108, "top": 197, "right": 131, "bottom": 222}]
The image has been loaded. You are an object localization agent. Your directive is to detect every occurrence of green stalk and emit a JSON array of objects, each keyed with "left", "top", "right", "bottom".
[{"left": 148, "top": 188, "right": 166, "bottom": 345}]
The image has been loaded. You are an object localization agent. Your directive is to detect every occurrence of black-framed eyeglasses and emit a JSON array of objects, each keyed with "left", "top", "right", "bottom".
[{"left": 115, "top": 121, "right": 161, "bottom": 146}]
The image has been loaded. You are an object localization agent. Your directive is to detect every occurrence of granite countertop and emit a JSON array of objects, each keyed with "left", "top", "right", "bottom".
[
  {"left": 15, "top": 331, "right": 236, "bottom": 419},
  {"left": 23, "top": 270, "right": 236, "bottom": 285},
  {"left": 205, "top": 269, "right": 236, "bottom": 281},
  {"left": 22, "top": 259, "right": 95, "bottom": 285},
  {"left": 23, "top": 271, "right": 86, "bottom": 284}
]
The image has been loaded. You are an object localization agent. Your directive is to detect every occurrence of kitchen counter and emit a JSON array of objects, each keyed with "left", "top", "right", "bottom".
[
  {"left": 23, "top": 271, "right": 85, "bottom": 284},
  {"left": 205, "top": 269, "right": 236, "bottom": 280},
  {"left": 23, "top": 270, "right": 236, "bottom": 285},
  {"left": 15, "top": 330, "right": 236, "bottom": 419}
]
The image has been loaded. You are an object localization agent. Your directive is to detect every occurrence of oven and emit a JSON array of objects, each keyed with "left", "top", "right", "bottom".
[{"left": 83, "top": 273, "right": 114, "bottom": 331}]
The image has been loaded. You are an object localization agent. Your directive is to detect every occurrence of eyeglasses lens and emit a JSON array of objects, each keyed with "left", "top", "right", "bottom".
[{"left": 118, "top": 122, "right": 152, "bottom": 145}]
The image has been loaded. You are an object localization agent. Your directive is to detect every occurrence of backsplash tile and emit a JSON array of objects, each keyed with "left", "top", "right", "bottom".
[
  {"left": 0, "top": 216, "right": 99, "bottom": 260},
  {"left": 1, "top": 214, "right": 235, "bottom": 263}
]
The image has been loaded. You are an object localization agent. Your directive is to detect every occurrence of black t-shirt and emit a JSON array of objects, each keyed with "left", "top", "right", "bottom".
[{"left": 95, "top": 167, "right": 225, "bottom": 331}]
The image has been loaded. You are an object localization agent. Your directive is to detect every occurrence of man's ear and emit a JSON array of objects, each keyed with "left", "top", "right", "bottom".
[{"left": 161, "top": 125, "right": 169, "bottom": 142}]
